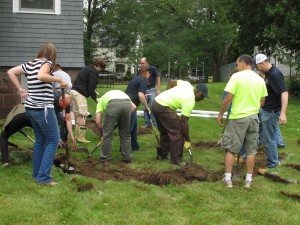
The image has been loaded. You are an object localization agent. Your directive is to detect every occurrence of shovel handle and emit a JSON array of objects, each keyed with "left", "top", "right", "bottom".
[
  {"left": 87, "top": 141, "right": 102, "bottom": 157},
  {"left": 146, "top": 110, "right": 159, "bottom": 144}
]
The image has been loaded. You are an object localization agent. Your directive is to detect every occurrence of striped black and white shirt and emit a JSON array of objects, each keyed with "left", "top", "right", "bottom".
[{"left": 21, "top": 58, "right": 54, "bottom": 109}]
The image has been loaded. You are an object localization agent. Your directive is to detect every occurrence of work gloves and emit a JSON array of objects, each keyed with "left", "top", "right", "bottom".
[{"left": 184, "top": 141, "right": 191, "bottom": 149}]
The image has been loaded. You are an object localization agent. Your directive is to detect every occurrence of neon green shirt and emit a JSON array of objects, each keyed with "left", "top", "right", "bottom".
[
  {"left": 96, "top": 90, "right": 130, "bottom": 113},
  {"left": 225, "top": 70, "right": 268, "bottom": 119},
  {"left": 155, "top": 80, "right": 195, "bottom": 117}
]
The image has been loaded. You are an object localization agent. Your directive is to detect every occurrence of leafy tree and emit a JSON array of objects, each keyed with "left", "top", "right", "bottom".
[
  {"left": 85, "top": 0, "right": 238, "bottom": 80},
  {"left": 137, "top": 0, "right": 238, "bottom": 81},
  {"left": 83, "top": 0, "right": 111, "bottom": 65},
  {"left": 226, "top": 0, "right": 300, "bottom": 73}
]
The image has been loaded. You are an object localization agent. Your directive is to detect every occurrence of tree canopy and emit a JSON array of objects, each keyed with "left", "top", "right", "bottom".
[{"left": 84, "top": 0, "right": 299, "bottom": 78}]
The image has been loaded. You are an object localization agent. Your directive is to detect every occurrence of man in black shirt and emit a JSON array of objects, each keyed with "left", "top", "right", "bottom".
[
  {"left": 254, "top": 54, "right": 288, "bottom": 170},
  {"left": 125, "top": 68, "right": 150, "bottom": 151}
]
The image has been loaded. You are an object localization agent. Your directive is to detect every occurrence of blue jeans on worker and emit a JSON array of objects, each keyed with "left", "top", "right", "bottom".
[
  {"left": 258, "top": 115, "right": 285, "bottom": 147},
  {"left": 239, "top": 146, "right": 246, "bottom": 162},
  {"left": 143, "top": 87, "right": 157, "bottom": 128},
  {"left": 259, "top": 108, "right": 280, "bottom": 168},
  {"left": 129, "top": 110, "right": 140, "bottom": 151},
  {"left": 26, "top": 107, "right": 60, "bottom": 183}
]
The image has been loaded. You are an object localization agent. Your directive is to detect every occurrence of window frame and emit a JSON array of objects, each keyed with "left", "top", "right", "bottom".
[{"left": 13, "top": 0, "right": 61, "bottom": 15}]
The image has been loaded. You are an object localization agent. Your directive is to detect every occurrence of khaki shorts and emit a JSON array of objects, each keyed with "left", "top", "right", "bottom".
[
  {"left": 222, "top": 114, "right": 259, "bottom": 155},
  {"left": 70, "top": 90, "right": 89, "bottom": 117}
]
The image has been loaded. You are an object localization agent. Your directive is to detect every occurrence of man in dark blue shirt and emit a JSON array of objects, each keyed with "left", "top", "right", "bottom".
[
  {"left": 125, "top": 68, "right": 150, "bottom": 151},
  {"left": 254, "top": 54, "right": 288, "bottom": 170},
  {"left": 139, "top": 57, "right": 161, "bottom": 128}
]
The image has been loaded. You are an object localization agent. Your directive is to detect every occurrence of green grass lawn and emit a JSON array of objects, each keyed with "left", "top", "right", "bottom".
[{"left": 0, "top": 82, "right": 299, "bottom": 225}]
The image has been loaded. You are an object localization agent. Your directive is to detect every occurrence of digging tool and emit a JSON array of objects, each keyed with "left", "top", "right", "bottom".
[
  {"left": 145, "top": 110, "right": 159, "bottom": 144},
  {"left": 61, "top": 88, "right": 70, "bottom": 169},
  {"left": 232, "top": 152, "right": 243, "bottom": 181},
  {"left": 18, "top": 129, "right": 35, "bottom": 143},
  {"left": 187, "top": 147, "right": 193, "bottom": 164},
  {"left": 87, "top": 141, "right": 102, "bottom": 158},
  {"left": 8, "top": 141, "right": 33, "bottom": 153}
]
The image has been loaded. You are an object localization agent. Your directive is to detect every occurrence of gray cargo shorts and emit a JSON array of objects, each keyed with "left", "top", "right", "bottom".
[{"left": 221, "top": 114, "right": 259, "bottom": 155}]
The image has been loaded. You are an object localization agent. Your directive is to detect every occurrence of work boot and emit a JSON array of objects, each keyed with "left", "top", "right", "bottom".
[
  {"left": 77, "top": 125, "right": 91, "bottom": 143},
  {"left": 74, "top": 124, "right": 79, "bottom": 140},
  {"left": 257, "top": 168, "right": 267, "bottom": 175}
]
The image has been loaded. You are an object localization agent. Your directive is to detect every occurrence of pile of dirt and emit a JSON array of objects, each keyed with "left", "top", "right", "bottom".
[{"left": 54, "top": 154, "right": 223, "bottom": 186}]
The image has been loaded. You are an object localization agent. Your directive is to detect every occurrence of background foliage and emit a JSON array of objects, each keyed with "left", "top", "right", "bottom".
[{"left": 83, "top": 0, "right": 299, "bottom": 82}]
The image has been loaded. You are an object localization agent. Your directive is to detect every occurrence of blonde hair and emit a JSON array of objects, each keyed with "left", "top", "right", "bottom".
[{"left": 36, "top": 42, "right": 57, "bottom": 70}]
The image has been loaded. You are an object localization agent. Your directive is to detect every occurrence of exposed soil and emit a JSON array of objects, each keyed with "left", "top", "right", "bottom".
[
  {"left": 52, "top": 120, "right": 295, "bottom": 192},
  {"left": 53, "top": 139, "right": 288, "bottom": 191},
  {"left": 54, "top": 154, "right": 224, "bottom": 187},
  {"left": 285, "top": 163, "right": 300, "bottom": 171},
  {"left": 281, "top": 191, "right": 300, "bottom": 202},
  {"left": 13, "top": 118, "right": 295, "bottom": 191}
]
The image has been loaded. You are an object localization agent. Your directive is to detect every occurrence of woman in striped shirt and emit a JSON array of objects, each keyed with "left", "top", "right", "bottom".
[{"left": 7, "top": 42, "right": 67, "bottom": 186}]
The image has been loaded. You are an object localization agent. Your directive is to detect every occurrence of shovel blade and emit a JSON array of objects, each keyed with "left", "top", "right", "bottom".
[
  {"left": 232, "top": 154, "right": 244, "bottom": 181},
  {"left": 187, "top": 148, "right": 193, "bottom": 164}
]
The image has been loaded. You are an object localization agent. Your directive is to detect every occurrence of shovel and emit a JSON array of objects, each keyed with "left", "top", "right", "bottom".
[
  {"left": 145, "top": 110, "right": 159, "bottom": 144},
  {"left": 232, "top": 153, "right": 243, "bottom": 181},
  {"left": 18, "top": 129, "right": 35, "bottom": 143},
  {"left": 187, "top": 147, "right": 193, "bottom": 165},
  {"left": 61, "top": 88, "right": 71, "bottom": 170},
  {"left": 8, "top": 141, "right": 33, "bottom": 153},
  {"left": 87, "top": 141, "right": 102, "bottom": 158}
]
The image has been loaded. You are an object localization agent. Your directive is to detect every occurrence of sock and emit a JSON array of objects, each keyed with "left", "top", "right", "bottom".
[
  {"left": 246, "top": 173, "right": 252, "bottom": 181},
  {"left": 225, "top": 173, "right": 232, "bottom": 181}
]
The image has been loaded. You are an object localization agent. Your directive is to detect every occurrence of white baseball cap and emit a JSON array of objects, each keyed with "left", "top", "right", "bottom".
[{"left": 254, "top": 54, "right": 268, "bottom": 65}]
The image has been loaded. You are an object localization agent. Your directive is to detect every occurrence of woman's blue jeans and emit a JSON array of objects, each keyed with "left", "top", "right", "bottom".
[
  {"left": 259, "top": 108, "right": 280, "bottom": 168},
  {"left": 26, "top": 108, "right": 60, "bottom": 183}
]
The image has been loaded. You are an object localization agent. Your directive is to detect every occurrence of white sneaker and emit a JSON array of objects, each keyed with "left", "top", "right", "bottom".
[
  {"left": 223, "top": 178, "right": 233, "bottom": 188},
  {"left": 244, "top": 180, "right": 252, "bottom": 188}
]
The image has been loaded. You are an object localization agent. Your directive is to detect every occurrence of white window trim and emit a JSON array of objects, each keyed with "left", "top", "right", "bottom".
[{"left": 13, "top": 0, "right": 61, "bottom": 15}]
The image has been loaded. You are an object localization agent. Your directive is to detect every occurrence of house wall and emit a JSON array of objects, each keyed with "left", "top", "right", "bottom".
[{"left": 0, "top": 0, "right": 84, "bottom": 118}]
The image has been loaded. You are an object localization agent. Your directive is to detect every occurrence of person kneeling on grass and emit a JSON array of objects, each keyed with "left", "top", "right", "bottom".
[
  {"left": 95, "top": 90, "right": 136, "bottom": 163},
  {"left": 0, "top": 93, "right": 75, "bottom": 167}
]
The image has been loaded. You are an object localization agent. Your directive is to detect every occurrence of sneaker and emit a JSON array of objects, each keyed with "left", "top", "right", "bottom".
[
  {"left": 141, "top": 125, "right": 151, "bottom": 129},
  {"left": 244, "top": 180, "right": 252, "bottom": 188},
  {"left": 177, "top": 161, "right": 186, "bottom": 166},
  {"left": 223, "top": 178, "right": 233, "bottom": 188}
]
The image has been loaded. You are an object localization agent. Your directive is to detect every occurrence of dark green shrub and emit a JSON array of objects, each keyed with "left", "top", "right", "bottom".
[{"left": 287, "top": 76, "right": 300, "bottom": 97}]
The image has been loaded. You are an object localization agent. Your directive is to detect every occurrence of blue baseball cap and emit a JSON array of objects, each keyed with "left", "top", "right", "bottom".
[{"left": 196, "top": 83, "right": 209, "bottom": 98}]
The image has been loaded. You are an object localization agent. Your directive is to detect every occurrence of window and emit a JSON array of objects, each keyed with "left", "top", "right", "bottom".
[
  {"left": 116, "top": 64, "right": 125, "bottom": 73},
  {"left": 13, "top": 0, "right": 61, "bottom": 15}
]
